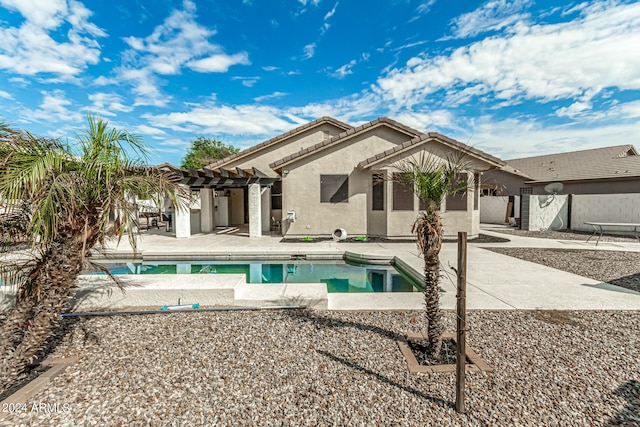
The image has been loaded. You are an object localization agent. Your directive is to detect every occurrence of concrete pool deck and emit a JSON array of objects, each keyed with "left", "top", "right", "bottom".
[{"left": 75, "top": 224, "right": 640, "bottom": 311}]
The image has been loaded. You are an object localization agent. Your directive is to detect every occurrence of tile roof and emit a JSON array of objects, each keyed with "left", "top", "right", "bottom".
[
  {"left": 206, "top": 116, "right": 352, "bottom": 169},
  {"left": 269, "top": 117, "right": 424, "bottom": 170},
  {"left": 505, "top": 145, "right": 640, "bottom": 183},
  {"left": 356, "top": 132, "right": 505, "bottom": 169}
]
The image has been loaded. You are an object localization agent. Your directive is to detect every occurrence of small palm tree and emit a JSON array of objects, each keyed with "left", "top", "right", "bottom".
[
  {"left": 394, "top": 152, "right": 471, "bottom": 359},
  {"left": 0, "top": 115, "right": 187, "bottom": 392}
]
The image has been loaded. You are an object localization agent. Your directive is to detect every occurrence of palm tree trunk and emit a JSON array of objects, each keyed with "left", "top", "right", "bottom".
[
  {"left": 0, "top": 234, "right": 87, "bottom": 393},
  {"left": 424, "top": 252, "right": 443, "bottom": 358},
  {"left": 414, "top": 210, "right": 444, "bottom": 359}
]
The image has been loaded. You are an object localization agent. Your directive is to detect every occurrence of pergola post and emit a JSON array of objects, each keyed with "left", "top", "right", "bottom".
[
  {"left": 200, "top": 188, "right": 214, "bottom": 233},
  {"left": 175, "top": 189, "right": 191, "bottom": 239},
  {"left": 248, "top": 183, "right": 262, "bottom": 237}
]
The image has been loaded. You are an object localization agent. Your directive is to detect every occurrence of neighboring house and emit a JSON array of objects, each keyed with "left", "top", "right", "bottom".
[
  {"left": 165, "top": 117, "right": 505, "bottom": 238},
  {"left": 483, "top": 145, "right": 640, "bottom": 195}
]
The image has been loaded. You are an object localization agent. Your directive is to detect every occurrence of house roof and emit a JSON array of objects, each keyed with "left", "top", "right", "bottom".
[
  {"left": 206, "top": 116, "right": 352, "bottom": 169},
  {"left": 269, "top": 117, "right": 424, "bottom": 171},
  {"left": 356, "top": 132, "right": 505, "bottom": 170},
  {"left": 505, "top": 145, "right": 640, "bottom": 183}
]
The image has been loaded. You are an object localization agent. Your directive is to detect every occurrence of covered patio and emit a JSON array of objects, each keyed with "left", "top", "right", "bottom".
[{"left": 159, "top": 163, "right": 280, "bottom": 238}]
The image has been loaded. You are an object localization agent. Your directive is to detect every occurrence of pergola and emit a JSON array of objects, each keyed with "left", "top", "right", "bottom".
[{"left": 157, "top": 163, "right": 280, "bottom": 238}]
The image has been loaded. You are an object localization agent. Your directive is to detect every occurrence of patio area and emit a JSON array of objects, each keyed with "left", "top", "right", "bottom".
[{"left": 75, "top": 224, "right": 640, "bottom": 311}]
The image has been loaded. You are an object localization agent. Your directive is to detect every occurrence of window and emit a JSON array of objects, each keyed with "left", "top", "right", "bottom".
[
  {"left": 519, "top": 187, "right": 533, "bottom": 195},
  {"left": 271, "top": 180, "right": 282, "bottom": 209},
  {"left": 445, "top": 173, "right": 468, "bottom": 211},
  {"left": 372, "top": 174, "right": 384, "bottom": 211},
  {"left": 392, "top": 173, "right": 414, "bottom": 211},
  {"left": 473, "top": 173, "right": 479, "bottom": 211},
  {"left": 320, "top": 174, "right": 349, "bottom": 203}
]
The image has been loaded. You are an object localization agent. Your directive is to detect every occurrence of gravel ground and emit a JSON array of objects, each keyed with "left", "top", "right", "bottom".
[
  {"left": 486, "top": 248, "right": 640, "bottom": 293},
  {"left": 1, "top": 310, "right": 638, "bottom": 426},
  {"left": 490, "top": 228, "right": 638, "bottom": 242}
]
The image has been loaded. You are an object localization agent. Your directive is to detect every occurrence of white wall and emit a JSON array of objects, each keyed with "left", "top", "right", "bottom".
[
  {"left": 571, "top": 194, "right": 640, "bottom": 231},
  {"left": 525, "top": 194, "right": 569, "bottom": 231},
  {"left": 480, "top": 196, "right": 509, "bottom": 223},
  {"left": 479, "top": 196, "right": 520, "bottom": 224}
]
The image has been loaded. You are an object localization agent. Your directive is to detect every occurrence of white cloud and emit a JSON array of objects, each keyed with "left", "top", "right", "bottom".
[
  {"left": 298, "top": 0, "right": 321, "bottom": 5},
  {"left": 302, "top": 43, "right": 316, "bottom": 60},
  {"left": 391, "top": 110, "right": 457, "bottom": 131},
  {"left": 254, "top": 91, "right": 288, "bottom": 102},
  {"left": 330, "top": 59, "right": 356, "bottom": 79},
  {"left": 614, "top": 100, "right": 640, "bottom": 118},
  {"left": 135, "top": 124, "right": 167, "bottom": 136},
  {"left": 142, "top": 102, "right": 305, "bottom": 136},
  {"left": 376, "top": 2, "right": 640, "bottom": 113},
  {"left": 0, "top": 90, "right": 13, "bottom": 99},
  {"left": 324, "top": 2, "right": 338, "bottom": 20},
  {"left": 187, "top": 53, "right": 251, "bottom": 73},
  {"left": 409, "top": 0, "right": 437, "bottom": 23},
  {"left": 20, "top": 90, "right": 81, "bottom": 123},
  {"left": 87, "top": 92, "right": 134, "bottom": 116},
  {"left": 232, "top": 76, "right": 259, "bottom": 87},
  {"left": 448, "top": 0, "right": 533, "bottom": 39},
  {"left": 0, "top": 0, "right": 105, "bottom": 77},
  {"left": 556, "top": 100, "right": 593, "bottom": 118},
  {"left": 467, "top": 115, "right": 640, "bottom": 160},
  {"left": 114, "top": 1, "right": 249, "bottom": 105}
]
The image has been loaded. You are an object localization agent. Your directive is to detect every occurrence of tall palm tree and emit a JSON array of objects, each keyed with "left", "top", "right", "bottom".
[
  {"left": 394, "top": 152, "right": 470, "bottom": 359},
  {"left": 0, "top": 115, "right": 187, "bottom": 392}
]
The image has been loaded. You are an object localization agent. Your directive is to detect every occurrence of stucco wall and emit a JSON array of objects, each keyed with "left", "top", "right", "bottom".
[
  {"left": 531, "top": 179, "right": 640, "bottom": 195},
  {"left": 218, "top": 123, "right": 345, "bottom": 177},
  {"left": 282, "top": 128, "right": 407, "bottom": 237},
  {"left": 570, "top": 193, "right": 640, "bottom": 231},
  {"left": 482, "top": 169, "right": 528, "bottom": 195},
  {"left": 480, "top": 196, "right": 521, "bottom": 223}
]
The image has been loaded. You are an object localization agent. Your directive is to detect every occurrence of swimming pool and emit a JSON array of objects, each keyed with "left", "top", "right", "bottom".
[{"left": 86, "top": 259, "right": 419, "bottom": 293}]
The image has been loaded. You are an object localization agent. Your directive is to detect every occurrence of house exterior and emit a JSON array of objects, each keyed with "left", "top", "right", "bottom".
[
  {"left": 483, "top": 145, "right": 640, "bottom": 195},
  {"left": 168, "top": 117, "right": 505, "bottom": 238}
]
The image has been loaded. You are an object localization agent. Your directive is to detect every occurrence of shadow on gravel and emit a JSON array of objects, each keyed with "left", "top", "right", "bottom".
[
  {"left": 609, "top": 272, "right": 640, "bottom": 294},
  {"left": 0, "top": 315, "right": 85, "bottom": 401},
  {"left": 317, "top": 349, "right": 454, "bottom": 409},
  {"left": 286, "top": 309, "right": 403, "bottom": 341},
  {"left": 606, "top": 380, "right": 640, "bottom": 426}
]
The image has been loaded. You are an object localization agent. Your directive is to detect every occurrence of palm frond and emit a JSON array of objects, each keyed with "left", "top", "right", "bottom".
[{"left": 392, "top": 151, "right": 473, "bottom": 213}]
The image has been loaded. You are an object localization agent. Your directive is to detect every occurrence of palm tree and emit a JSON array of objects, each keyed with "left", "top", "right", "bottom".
[
  {"left": 0, "top": 114, "right": 187, "bottom": 392},
  {"left": 394, "top": 152, "right": 471, "bottom": 359}
]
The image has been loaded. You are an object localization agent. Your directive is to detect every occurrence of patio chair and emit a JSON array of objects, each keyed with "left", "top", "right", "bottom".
[{"left": 271, "top": 217, "right": 281, "bottom": 233}]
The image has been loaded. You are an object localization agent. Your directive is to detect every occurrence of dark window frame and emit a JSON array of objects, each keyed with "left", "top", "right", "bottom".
[
  {"left": 270, "top": 180, "right": 282, "bottom": 210},
  {"left": 445, "top": 172, "right": 468, "bottom": 211},
  {"left": 320, "top": 174, "right": 349, "bottom": 203},
  {"left": 372, "top": 173, "right": 384, "bottom": 211},
  {"left": 392, "top": 173, "right": 414, "bottom": 211}
]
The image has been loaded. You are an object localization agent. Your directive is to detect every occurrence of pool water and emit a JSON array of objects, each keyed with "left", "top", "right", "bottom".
[{"left": 86, "top": 260, "right": 419, "bottom": 293}]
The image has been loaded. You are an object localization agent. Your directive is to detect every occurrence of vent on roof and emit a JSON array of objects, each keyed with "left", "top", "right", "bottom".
[{"left": 616, "top": 148, "right": 637, "bottom": 158}]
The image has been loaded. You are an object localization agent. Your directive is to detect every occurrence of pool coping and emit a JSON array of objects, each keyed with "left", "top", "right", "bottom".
[{"left": 74, "top": 250, "right": 426, "bottom": 311}]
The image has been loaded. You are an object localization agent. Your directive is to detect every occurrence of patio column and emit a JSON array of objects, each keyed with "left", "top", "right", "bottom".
[
  {"left": 200, "top": 188, "right": 214, "bottom": 233},
  {"left": 175, "top": 191, "right": 191, "bottom": 239},
  {"left": 261, "top": 186, "right": 271, "bottom": 233},
  {"left": 248, "top": 183, "right": 262, "bottom": 237}
]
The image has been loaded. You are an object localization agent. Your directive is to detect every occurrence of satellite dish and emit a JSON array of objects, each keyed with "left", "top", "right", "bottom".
[{"left": 544, "top": 182, "right": 564, "bottom": 194}]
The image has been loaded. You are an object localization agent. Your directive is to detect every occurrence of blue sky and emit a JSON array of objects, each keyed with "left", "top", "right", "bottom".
[{"left": 1, "top": 0, "right": 639, "bottom": 166}]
